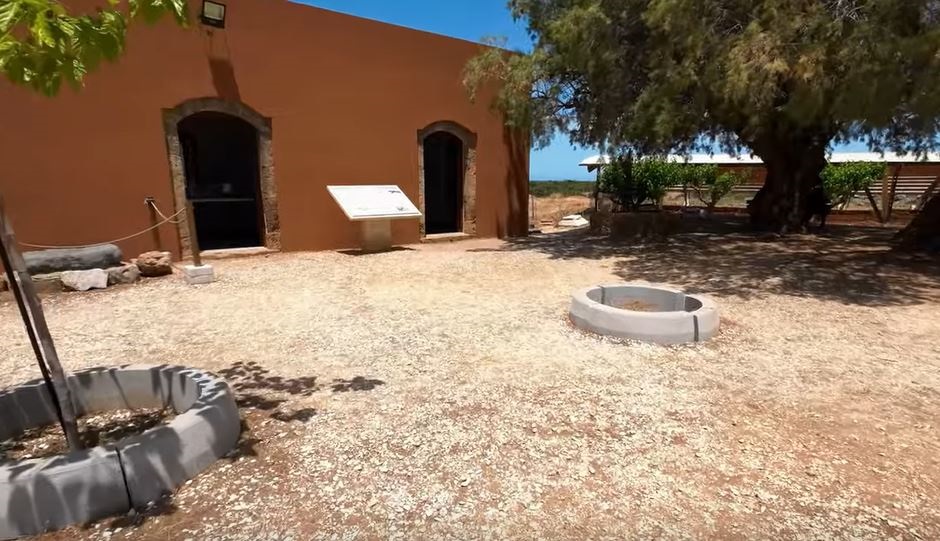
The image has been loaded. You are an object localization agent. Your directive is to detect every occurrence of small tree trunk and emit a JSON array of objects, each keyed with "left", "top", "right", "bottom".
[
  {"left": 897, "top": 191, "right": 940, "bottom": 252},
  {"left": 749, "top": 142, "right": 827, "bottom": 233},
  {"left": 0, "top": 203, "right": 82, "bottom": 450}
]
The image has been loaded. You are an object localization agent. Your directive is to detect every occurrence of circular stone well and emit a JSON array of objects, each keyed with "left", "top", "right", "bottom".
[
  {"left": 0, "top": 365, "right": 240, "bottom": 538},
  {"left": 569, "top": 283, "right": 719, "bottom": 345}
]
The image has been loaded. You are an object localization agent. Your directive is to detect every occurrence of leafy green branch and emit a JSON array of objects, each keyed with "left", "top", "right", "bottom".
[{"left": 0, "top": 0, "right": 188, "bottom": 96}]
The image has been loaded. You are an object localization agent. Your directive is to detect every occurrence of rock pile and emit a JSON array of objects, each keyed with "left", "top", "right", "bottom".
[
  {"left": 134, "top": 251, "right": 173, "bottom": 277},
  {"left": 2, "top": 245, "right": 175, "bottom": 293}
]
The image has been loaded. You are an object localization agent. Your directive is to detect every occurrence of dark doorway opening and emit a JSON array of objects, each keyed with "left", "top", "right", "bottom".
[
  {"left": 178, "top": 112, "right": 262, "bottom": 250},
  {"left": 423, "top": 131, "right": 464, "bottom": 234}
]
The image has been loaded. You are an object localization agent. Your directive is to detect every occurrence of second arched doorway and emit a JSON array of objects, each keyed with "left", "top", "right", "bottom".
[
  {"left": 423, "top": 131, "right": 464, "bottom": 234},
  {"left": 417, "top": 121, "right": 477, "bottom": 236}
]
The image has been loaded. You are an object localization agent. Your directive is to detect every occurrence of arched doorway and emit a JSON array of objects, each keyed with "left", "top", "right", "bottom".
[
  {"left": 163, "top": 98, "right": 279, "bottom": 256},
  {"left": 423, "top": 131, "right": 464, "bottom": 234},
  {"left": 178, "top": 112, "right": 262, "bottom": 249},
  {"left": 417, "top": 121, "right": 477, "bottom": 236}
]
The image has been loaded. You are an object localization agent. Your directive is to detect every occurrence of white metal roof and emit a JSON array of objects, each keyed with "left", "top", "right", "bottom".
[
  {"left": 579, "top": 152, "right": 940, "bottom": 167},
  {"left": 578, "top": 154, "right": 611, "bottom": 166}
]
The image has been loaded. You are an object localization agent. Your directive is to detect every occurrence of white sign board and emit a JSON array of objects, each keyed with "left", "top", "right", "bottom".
[{"left": 327, "top": 185, "right": 422, "bottom": 221}]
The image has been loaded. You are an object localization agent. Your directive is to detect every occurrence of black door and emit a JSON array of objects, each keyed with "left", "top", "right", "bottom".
[
  {"left": 178, "top": 112, "right": 263, "bottom": 250},
  {"left": 423, "top": 131, "right": 463, "bottom": 234}
]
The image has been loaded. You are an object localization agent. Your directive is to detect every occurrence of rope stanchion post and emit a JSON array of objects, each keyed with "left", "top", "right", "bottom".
[
  {"left": 185, "top": 200, "right": 203, "bottom": 267},
  {"left": 145, "top": 197, "right": 164, "bottom": 252},
  {"left": 179, "top": 200, "right": 217, "bottom": 285}
]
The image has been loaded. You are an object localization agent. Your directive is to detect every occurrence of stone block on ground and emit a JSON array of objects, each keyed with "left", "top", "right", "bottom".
[
  {"left": 60, "top": 269, "right": 108, "bottom": 291},
  {"left": 1, "top": 273, "right": 64, "bottom": 293},
  {"left": 135, "top": 251, "right": 172, "bottom": 277},
  {"left": 30, "top": 273, "right": 65, "bottom": 293},
  {"left": 106, "top": 263, "right": 141, "bottom": 285},
  {"left": 182, "top": 264, "right": 216, "bottom": 285},
  {"left": 23, "top": 244, "right": 122, "bottom": 275}
]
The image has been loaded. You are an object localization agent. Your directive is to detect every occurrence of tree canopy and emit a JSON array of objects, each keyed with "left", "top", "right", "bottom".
[
  {"left": 466, "top": 0, "right": 940, "bottom": 231},
  {"left": 0, "top": 0, "right": 188, "bottom": 96}
]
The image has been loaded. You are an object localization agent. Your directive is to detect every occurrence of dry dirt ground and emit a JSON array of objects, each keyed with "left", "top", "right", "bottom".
[
  {"left": 2, "top": 222, "right": 940, "bottom": 540},
  {"left": 532, "top": 195, "right": 592, "bottom": 226}
]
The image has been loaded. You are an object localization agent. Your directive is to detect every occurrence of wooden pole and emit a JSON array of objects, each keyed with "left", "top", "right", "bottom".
[
  {"left": 916, "top": 176, "right": 940, "bottom": 211},
  {"left": 594, "top": 167, "right": 601, "bottom": 211},
  {"left": 0, "top": 199, "right": 82, "bottom": 450},
  {"left": 145, "top": 197, "right": 163, "bottom": 252},
  {"left": 864, "top": 187, "right": 882, "bottom": 222},
  {"left": 879, "top": 168, "right": 893, "bottom": 224},
  {"left": 885, "top": 165, "right": 901, "bottom": 224},
  {"left": 185, "top": 200, "right": 202, "bottom": 267},
  {"left": 529, "top": 195, "right": 536, "bottom": 230}
]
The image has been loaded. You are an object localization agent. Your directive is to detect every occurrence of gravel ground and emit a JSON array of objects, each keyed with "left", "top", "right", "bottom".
[{"left": 3, "top": 224, "right": 940, "bottom": 540}]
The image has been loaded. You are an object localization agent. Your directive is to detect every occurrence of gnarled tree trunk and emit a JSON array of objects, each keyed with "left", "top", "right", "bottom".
[
  {"left": 748, "top": 139, "right": 828, "bottom": 233},
  {"left": 897, "top": 191, "right": 940, "bottom": 252}
]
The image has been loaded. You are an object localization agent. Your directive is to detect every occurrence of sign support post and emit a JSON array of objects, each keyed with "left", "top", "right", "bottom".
[{"left": 361, "top": 220, "right": 393, "bottom": 253}]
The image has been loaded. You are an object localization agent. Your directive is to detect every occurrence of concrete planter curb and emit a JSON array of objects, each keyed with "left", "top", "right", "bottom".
[
  {"left": 0, "top": 365, "right": 240, "bottom": 539},
  {"left": 570, "top": 283, "right": 719, "bottom": 345}
]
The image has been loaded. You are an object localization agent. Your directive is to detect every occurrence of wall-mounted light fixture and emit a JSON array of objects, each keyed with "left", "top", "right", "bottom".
[{"left": 201, "top": 1, "right": 226, "bottom": 28}]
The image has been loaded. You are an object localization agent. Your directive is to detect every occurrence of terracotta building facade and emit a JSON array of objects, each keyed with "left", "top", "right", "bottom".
[{"left": 0, "top": 0, "right": 530, "bottom": 258}]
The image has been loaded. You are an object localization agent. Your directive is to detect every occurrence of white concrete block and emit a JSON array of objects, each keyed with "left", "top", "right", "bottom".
[
  {"left": 60, "top": 269, "right": 108, "bottom": 291},
  {"left": 182, "top": 264, "right": 216, "bottom": 285}
]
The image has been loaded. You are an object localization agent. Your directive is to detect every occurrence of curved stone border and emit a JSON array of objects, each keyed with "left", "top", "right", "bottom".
[
  {"left": 569, "top": 283, "right": 719, "bottom": 345},
  {"left": 0, "top": 365, "right": 240, "bottom": 538}
]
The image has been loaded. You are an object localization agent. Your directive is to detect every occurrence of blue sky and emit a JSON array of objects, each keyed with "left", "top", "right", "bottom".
[{"left": 295, "top": 0, "right": 866, "bottom": 181}]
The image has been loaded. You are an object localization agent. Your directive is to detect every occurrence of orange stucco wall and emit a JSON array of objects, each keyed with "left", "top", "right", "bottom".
[{"left": 0, "top": 0, "right": 529, "bottom": 258}]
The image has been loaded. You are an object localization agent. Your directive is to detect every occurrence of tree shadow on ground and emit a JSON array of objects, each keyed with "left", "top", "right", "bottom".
[
  {"left": 331, "top": 376, "right": 385, "bottom": 393},
  {"left": 217, "top": 361, "right": 385, "bottom": 422},
  {"left": 217, "top": 361, "right": 320, "bottom": 414},
  {"left": 475, "top": 217, "right": 940, "bottom": 306}
]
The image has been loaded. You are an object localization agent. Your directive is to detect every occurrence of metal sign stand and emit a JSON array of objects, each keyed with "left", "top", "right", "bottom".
[
  {"left": 360, "top": 220, "right": 393, "bottom": 253},
  {"left": 0, "top": 199, "right": 81, "bottom": 450}
]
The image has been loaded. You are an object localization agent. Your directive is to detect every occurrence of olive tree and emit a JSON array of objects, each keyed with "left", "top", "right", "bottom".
[{"left": 466, "top": 0, "right": 940, "bottom": 234}]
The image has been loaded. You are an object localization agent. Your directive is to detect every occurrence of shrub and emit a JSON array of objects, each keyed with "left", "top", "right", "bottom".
[
  {"left": 599, "top": 156, "right": 681, "bottom": 210},
  {"left": 684, "top": 165, "right": 748, "bottom": 211},
  {"left": 632, "top": 159, "right": 680, "bottom": 208},
  {"left": 821, "top": 162, "right": 886, "bottom": 208},
  {"left": 599, "top": 156, "right": 646, "bottom": 211}
]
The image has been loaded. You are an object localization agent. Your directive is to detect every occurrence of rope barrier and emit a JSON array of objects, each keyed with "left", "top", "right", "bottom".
[
  {"left": 149, "top": 200, "right": 186, "bottom": 225},
  {"left": 19, "top": 203, "right": 186, "bottom": 250}
]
